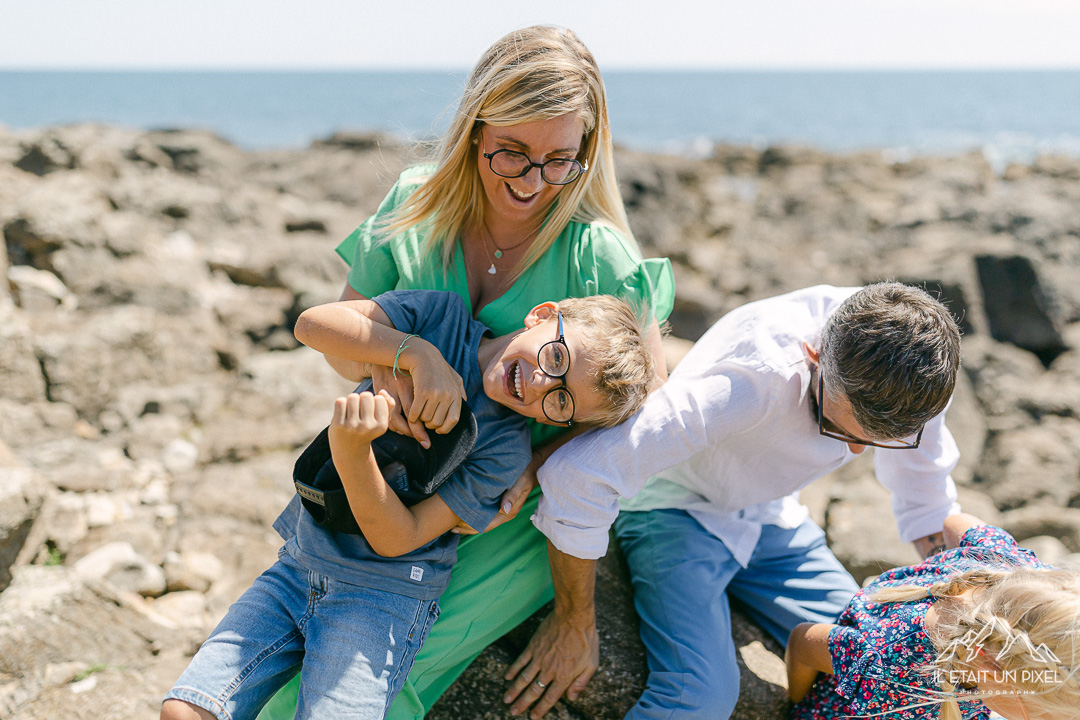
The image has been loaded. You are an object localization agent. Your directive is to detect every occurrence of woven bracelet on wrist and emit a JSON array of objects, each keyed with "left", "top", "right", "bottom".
[{"left": 393, "top": 333, "right": 419, "bottom": 379}]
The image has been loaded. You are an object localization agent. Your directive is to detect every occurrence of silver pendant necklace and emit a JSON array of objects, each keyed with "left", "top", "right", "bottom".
[{"left": 480, "top": 218, "right": 535, "bottom": 275}]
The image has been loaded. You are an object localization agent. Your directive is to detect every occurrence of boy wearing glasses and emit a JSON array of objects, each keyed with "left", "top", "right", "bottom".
[
  {"left": 162, "top": 290, "right": 652, "bottom": 720},
  {"left": 513, "top": 283, "right": 962, "bottom": 720}
]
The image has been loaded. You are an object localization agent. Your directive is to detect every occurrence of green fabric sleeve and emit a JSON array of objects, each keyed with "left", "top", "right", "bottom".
[
  {"left": 335, "top": 168, "right": 428, "bottom": 299},
  {"left": 571, "top": 223, "right": 676, "bottom": 325}
]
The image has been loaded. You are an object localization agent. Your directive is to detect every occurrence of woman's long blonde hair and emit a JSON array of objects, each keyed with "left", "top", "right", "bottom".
[
  {"left": 869, "top": 567, "right": 1080, "bottom": 720},
  {"left": 383, "top": 25, "right": 634, "bottom": 273}
]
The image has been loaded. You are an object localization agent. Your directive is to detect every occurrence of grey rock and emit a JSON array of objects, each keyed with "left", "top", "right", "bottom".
[
  {"left": 149, "top": 590, "right": 211, "bottom": 629},
  {"left": 3, "top": 173, "right": 113, "bottom": 271},
  {"left": 0, "top": 564, "right": 200, "bottom": 719},
  {"left": 824, "top": 474, "right": 922, "bottom": 582},
  {"left": 974, "top": 418, "right": 1080, "bottom": 510},
  {"left": 30, "top": 306, "right": 226, "bottom": 425},
  {"left": 1019, "top": 535, "right": 1070, "bottom": 565},
  {"left": 1000, "top": 506, "right": 1080, "bottom": 552},
  {"left": 975, "top": 254, "right": 1067, "bottom": 366},
  {"left": 0, "top": 444, "right": 46, "bottom": 591},
  {"left": 73, "top": 541, "right": 167, "bottom": 597},
  {"left": 6, "top": 266, "right": 75, "bottom": 313},
  {"left": 14, "top": 138, "right": 76, "bottom": 176},
  {"left": 6, "top": 125, "right": 1080, "bottom": 720},
  {"left": 0, "top": 306, "right": 48, "bottom": 404},
  {"left": 163, "top": 551, "right": 224, "bottom": 593}
]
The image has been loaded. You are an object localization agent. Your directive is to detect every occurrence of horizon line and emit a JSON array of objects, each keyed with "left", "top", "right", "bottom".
[{"left": 3, "top": 65, "right": 1080, "bottom": 74}]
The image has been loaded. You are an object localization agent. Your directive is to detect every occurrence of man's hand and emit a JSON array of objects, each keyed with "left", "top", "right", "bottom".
[
  {"left": 503, "top": 611, "right": 599, "bottom": 718},
  {"left": 503, "top": 544, "right": 599, "bottom": 718}
]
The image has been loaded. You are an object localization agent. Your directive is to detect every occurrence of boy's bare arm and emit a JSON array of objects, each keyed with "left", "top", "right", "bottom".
[
  {"left": 324, "top": 356, "right": 374, "bottom": 383},
  {"left": 785, "top": 622, "right": 836, "bottom": 703},
  {"left": 296, "top": 300, "right": 467, "bottom": 434},
  {"left": 295, "top": 300, "right": 413, "bottom": 369},
  {"left": 330, "top": 391, "right": 464, "bottom": 557}
]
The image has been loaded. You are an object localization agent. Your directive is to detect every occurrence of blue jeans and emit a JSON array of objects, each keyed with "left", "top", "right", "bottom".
[
  {"left": 164, "top": 549, "right": 440, "bottom": 720},
  {"left": 614, "top": 510, "right": 859, "bottom": 720}
]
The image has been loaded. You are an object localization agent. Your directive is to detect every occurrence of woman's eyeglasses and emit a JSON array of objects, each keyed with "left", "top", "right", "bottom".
[{"left": 483, "top": 149, "right": 588, "bottom": 186}]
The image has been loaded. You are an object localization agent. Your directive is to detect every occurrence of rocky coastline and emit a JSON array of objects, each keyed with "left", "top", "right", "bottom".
[{"left": 2, "top": 123, "right": 1080, "bottom": 719}]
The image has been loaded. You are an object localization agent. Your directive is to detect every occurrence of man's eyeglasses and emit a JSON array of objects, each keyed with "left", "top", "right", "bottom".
[
  {"left": 537, "top": 312, "right": 575, "bottom": 426},
  {"left": 816, "top": 373, "right": 923, "bottom": 450},
  {"left": 483, "top": 149, "right": 588, "bottom": 186}
]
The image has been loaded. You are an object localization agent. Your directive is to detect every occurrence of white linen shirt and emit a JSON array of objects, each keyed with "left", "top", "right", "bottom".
[{"left": 533, "top": 285, "right": 961, "bottom": 565}]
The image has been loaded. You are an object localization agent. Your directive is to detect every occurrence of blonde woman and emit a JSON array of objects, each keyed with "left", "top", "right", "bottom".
[
  {"left": 787, "top": 513, "right": 1080, "bottom": 719},
  {"left": 258, "top": 25, "right": 673, "bottom": 720}
]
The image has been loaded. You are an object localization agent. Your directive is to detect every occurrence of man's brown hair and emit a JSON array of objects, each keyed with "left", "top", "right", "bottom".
[{"left": 820, "top": 282, "right": 961, "bottom": 440}]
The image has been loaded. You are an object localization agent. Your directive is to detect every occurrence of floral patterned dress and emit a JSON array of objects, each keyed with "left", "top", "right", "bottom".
[{"left": 793, "top": 525, "right": 1047, "bottom": 719}]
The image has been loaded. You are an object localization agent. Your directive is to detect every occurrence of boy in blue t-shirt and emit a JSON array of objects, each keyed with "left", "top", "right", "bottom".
[{"left": 162, "top": 290, "right": 654, "bottom": 720}]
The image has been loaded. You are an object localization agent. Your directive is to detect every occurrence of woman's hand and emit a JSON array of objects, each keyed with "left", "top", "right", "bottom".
[{"left": 453, "top": 458, "right": 541, "bottom": 535}]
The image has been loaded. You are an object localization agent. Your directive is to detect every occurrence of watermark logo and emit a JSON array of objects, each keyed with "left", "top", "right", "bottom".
[{"left": 931, "top": 626, "right": 1062, "bottom": 693}]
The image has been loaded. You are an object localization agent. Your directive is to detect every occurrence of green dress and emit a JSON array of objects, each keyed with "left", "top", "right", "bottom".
[{"left": 258, "top": 165, "right": 674, "bottom": 720}]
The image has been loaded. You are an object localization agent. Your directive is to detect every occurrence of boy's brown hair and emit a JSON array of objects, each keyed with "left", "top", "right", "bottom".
[{"left": 559, "top": 295, "right": 655, "bottom": 428}]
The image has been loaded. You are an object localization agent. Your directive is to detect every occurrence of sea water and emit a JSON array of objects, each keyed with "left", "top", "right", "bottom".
[{"left": 1, "top": 70, "right": 1077, "bottom": 166}]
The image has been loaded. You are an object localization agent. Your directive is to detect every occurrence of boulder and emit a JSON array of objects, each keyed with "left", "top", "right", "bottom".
[
  {"left": 824, "top": 474, "right": 921, "bottom": 583},
  {"left": 973, "top": 418, "right": 1080, "bottom": 509},
  {"left": 0, "top": 565, "right": 200, "bottom": 719},
  {"left": 430, "top": 540, "right": 790, "bottom": 720},
  {"left": 1000, "top": 506, "right": 1080, "bottom": 552},
  {"left": 73, "top": 541, "right": 167, "bottom": 597},
  {"left": 975, "top": 254, "right": 1067, "bottom": 366},
  {"left": 13, "top": 138, "right": 76, "bottom": 177},
  {"left": 0, "top": 305, "right": 48, "bottom": 404},
  {"left": 6, "top": 266, "right": 75, "bottom": 313}
]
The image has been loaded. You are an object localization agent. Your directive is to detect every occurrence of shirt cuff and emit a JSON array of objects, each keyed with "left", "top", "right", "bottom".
[{"left": 530, "top": 509, "right": 610, "bottom": 560}]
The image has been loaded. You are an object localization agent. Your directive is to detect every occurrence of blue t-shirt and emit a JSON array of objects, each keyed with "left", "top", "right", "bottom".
[{"left": 273, "top": 290, "right": 532, "bottom": 600}]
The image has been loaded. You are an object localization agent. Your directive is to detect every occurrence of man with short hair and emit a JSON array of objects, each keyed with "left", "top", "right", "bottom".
[{"left": 508, "top": 283, "right": 963, "bottom": 720}]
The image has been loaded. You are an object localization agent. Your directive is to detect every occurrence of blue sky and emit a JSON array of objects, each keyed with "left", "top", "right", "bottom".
[{"left": 2, "top": 0, "right": 1079, "bottom": 70}]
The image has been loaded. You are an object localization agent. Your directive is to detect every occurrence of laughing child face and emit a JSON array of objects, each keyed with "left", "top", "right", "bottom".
[{"left": 479, "top": 302, "right": 606, "bottom": 426}]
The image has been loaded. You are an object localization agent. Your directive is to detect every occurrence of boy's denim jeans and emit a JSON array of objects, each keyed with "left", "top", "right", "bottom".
[{"left": 165, "top": 549, "right": 440, "bottom": 720}]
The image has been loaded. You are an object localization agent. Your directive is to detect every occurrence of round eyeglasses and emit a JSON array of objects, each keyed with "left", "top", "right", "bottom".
[
  {"left": 537, "top": 311, "right": 575, "bottom": 425},
  {"left": 483, "top": 149, "right": 588, "bottom": 186}
]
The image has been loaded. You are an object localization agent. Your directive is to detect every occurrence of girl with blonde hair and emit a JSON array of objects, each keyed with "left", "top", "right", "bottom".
[
  {"left": 258, "top": 25, "right": 673, "bottom": 720},
  {"left": 787, "top": 513, "right": 1080, "bottom": 719}
]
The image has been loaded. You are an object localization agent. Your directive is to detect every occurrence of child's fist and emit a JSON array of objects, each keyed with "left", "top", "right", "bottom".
[{"left": 330, "top": 390, "right": 397, "bottom": 444}]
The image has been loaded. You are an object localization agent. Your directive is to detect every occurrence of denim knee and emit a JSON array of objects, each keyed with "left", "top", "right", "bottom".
[{"left": 629, "top": 663, "right": 740, "bottom": 720}]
